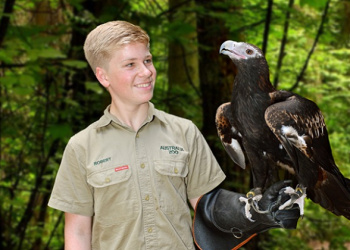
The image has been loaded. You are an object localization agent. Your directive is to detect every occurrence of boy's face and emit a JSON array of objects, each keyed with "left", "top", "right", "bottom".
[{"left": 96, "top": 42, "right": 156, "bottom": 107}]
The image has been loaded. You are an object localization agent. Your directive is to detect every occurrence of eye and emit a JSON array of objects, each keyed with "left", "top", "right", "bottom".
[
  {"left": 144, "top": 59, "right": 152, "bottom": 64},
  {"left": 125, "top": 63, "right": 134, "bottom": 67},
  {"left": 246, "top": 49, "right": 254, "bottom": 55}
]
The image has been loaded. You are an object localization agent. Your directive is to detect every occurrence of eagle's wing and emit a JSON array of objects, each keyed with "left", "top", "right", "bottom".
[
  {"left": 215, "top": 102, "right": 246, "bottom": 169},
  {"left": 265, "top": 92, "right": 350, "bottom": 219},
  {"left": 265, "top": 93, "right": 338, "bottom": 176}
]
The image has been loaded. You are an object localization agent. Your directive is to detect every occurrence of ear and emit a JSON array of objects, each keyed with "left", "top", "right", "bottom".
[{"left": 96, "top": 67, "right": 110, "bottom": 88}]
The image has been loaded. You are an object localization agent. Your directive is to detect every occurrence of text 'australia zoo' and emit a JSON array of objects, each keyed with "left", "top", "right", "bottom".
[{"left": 160, "top": 146, "right": 184, "bottom": 154}]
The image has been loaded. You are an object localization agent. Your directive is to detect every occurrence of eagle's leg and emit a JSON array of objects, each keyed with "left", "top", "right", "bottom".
[
  {"left": 240, "top": 184, "right": 307, "bottom": 220},
  {"left": 279, "top": 184, "right": 307, "bottom": 217},
  {"left": 239, "top": 187, "right": 269, "bottom": 220},
  {"left": 244, "top": 151, "right": 274, "bottom": 215},
  {"left": 240, "top": 164, "right": 269, "bottom": 216},
  {"left": 239, "top": 182, "right": 304, "bottom": 222}
]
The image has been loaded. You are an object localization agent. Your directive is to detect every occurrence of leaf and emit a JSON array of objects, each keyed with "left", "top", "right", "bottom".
[
  {"left": 85, "top": 81, "right": 104, "bottom": 94},
  {"left": 0, "top": 75, "right": 18, "bottom": 87},
  {"left": 62, "top": 60, "right": 88, "bottom": 69},
  {"left": 28, "top": 48, "right": 66, "bottom": 60},
  {"left": 48, "top": 124, "right": 73, "bottom": 140},
  {"left": 0, "top": 74, "right": 35, "bottom": 95},
  {"left": 300, "top": 0, "right": 328, "bottom": 9}
]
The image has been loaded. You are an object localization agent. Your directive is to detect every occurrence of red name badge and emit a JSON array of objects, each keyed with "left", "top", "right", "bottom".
[{"left": 115, "top": 165, "right": 129, "bottom": 172}]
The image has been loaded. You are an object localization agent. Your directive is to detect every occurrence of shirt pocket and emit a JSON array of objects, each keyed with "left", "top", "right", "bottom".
[
  {"left": 87, "top": 164, "right": 131, "bottom": 188},
  {"left": 154, "top": 159, "right": 189, "bottom": 213},
  {"left": 87, "top": 164, "right": 139, "bottom": 226}
]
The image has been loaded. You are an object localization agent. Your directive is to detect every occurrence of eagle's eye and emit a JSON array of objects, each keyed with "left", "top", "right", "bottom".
[{"left": 246, "top": 49, "right": 253, "bottom": 55}]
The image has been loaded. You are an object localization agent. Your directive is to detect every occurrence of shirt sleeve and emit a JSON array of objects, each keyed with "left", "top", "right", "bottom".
[
  {"left": 48, "top": 140, "right": 94, "bottom": 216},
  {"left": 185, "top": 123, "right": 226, "bottom": 199}
]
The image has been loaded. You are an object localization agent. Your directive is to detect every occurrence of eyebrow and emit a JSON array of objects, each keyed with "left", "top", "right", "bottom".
[
  {"left": 121, "top": 54, "right": 152, "bottom": 62},
  {"left": 121, "top": 58, "right": 137, "bottom": 62}
]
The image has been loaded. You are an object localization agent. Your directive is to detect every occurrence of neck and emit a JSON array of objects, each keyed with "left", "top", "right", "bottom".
[
  {"left": 235, "top": 63, "right": 275, "bottom": 94},
  {"left": 109, "top": 101, "right": 149, "bottom": 131}
]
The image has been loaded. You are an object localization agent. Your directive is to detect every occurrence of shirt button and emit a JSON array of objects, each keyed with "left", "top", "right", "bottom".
[
  {"left": 105, "top": 177, "right": 110, "bottom": 183},
  {"left": 145, "top": 195, "right": 150, "bottom": 201},
  {"left": 174, "top": 167, "right": 179, "bottom": 174},
  {"left": 148, "top": 227, "right": 153, "bottom": 233},
  {"left": 140, "top": 163, "right": 145, "bottom": 169},
  {"left": 136, "top": 133, "right": 140, "bottom": 138}
]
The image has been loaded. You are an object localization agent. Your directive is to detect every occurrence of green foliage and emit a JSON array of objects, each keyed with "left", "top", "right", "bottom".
[
  {"left": 264, "top": 200, "right": 350, "bottom": 249},
  {"left": 1, "top": 0, "right": 349, "bottom": 249}
]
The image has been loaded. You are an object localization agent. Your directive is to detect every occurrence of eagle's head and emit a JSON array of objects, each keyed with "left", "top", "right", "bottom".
[
  {"left": 220, "top": 40, "right": 269, "bottom": 75},
  {"left": 219, "top": 40, "right": 272, "bottom": 90},
  {"left": 220, "top": 40, "right": 266, "bottom": 63},
  {"left": 220, "top": 41, "right": 264, "bottom": 60}
]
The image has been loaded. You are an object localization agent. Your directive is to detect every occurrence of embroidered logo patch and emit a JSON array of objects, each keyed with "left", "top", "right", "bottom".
[
  {"left": 115, "top": 165, "right": 129, "bottom": 172},
  {"left": 160, "top": 146, "right": 184, "bottom": 155}
]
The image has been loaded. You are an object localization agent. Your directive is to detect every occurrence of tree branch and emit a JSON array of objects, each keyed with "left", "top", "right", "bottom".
[
  {"left": 16, "top": 73, "right": 60, "bottom": 249},
  {"left": 290, "top": 0, "right": 330, "bottom": 91},
  {"left": 44, "top": 212, "right": 64, "bottom": 250},
  {"left": 0, "top": 0, "right": 16, "bottom": 48},
  {"left": 180, "top": 45, "right": 201, "bottom": 98},
  {"left": 273, "top": 0, "right": 294, "bottom": 88},
  {"left": 262, "top": 0, "right": 273, "bottom": 54}
]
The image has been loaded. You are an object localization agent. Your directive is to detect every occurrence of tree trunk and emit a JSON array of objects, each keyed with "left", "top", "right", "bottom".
[
  {"left": 195, "top": 1, "right": 258, "bottom": 248},
  {"left": 195, "top": 0, "right": 236, "bottom": 174},
  {"left": 167, "top": 0, "right": 200, "bottom": 118}
]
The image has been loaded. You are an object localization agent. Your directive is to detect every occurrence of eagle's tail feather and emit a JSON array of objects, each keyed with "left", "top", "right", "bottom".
[
  {"left": 344, "top": 177, "right": 350, "bottom": 191},
  {"left": 309, "top": 171, "right": 350, "bottom": 220}
]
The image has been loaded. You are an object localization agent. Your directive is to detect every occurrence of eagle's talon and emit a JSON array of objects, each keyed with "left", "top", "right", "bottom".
[
  {"left": 240, "top": 189, "right": 269, "bottom": 221},
  {"left": 279, "top": 185, "right": 307, "bottom": 217},
  {"left": 239, "top": 196, "right": 255, "bottom": 222},
  {"left": 251, "top": 200, "right": 269, "bottom": 214}
]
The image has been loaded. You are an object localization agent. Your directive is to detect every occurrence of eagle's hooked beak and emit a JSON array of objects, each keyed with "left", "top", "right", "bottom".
[
  {"left": 219, "top": 40, "right": 246, "bottom": 60},
  {"left": 219, "top": 40, "right": 234, "bottom": 54}
]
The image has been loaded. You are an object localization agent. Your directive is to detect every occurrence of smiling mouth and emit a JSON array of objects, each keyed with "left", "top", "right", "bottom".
[
  {"left": 136, "top": 83, "right": 151, "bottom": 88},
  {"left": 135, "top": 79, "right": 153, "bottom": 88}
]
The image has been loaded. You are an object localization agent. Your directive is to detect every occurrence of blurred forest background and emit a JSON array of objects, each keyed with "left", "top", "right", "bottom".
[{"left": 1, "top": 0, "right": 349, "bottom": 249}]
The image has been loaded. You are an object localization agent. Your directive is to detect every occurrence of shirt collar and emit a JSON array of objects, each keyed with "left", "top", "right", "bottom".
[{"left": 94, "top": 102, "right": 168, "bottom": 129}]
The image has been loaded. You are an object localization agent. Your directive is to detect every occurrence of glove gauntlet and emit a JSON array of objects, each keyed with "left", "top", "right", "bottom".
[{"left": 193, "top": 181, "right": 301, "bottom": 250}]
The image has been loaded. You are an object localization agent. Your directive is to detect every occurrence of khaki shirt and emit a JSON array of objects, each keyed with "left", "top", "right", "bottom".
[{"left": 48, "top": 103, "right": 225, "bottom": 250}]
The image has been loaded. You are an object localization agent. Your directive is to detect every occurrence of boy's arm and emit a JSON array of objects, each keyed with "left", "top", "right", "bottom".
[
  {"left": 65, "top": 213, "right": 92, "bottom": 250},
  {"left": 189, "top": 197, "right": 200, "bottom": 210}
]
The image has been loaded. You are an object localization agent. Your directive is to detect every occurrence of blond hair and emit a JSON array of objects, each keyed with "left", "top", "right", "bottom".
[{"left": 83, "top": 20, "right": 150, "bottom": 73}]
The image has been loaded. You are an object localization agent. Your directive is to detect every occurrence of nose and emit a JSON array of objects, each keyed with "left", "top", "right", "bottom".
[{"left": 139, "top": 64, "right": 153, "bottom": 78}]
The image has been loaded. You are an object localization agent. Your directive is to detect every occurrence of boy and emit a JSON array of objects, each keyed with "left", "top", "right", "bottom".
[
  {"left": 48, "top": 21, "right": 300, "bottom": 250},
  {"left": 49, "top": 20, "right": 226, "bottom": 249}
]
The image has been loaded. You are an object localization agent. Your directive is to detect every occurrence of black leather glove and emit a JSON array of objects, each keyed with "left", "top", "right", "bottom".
[{"left": 193, "top": 181, "right": 301, "bottom": 250}]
